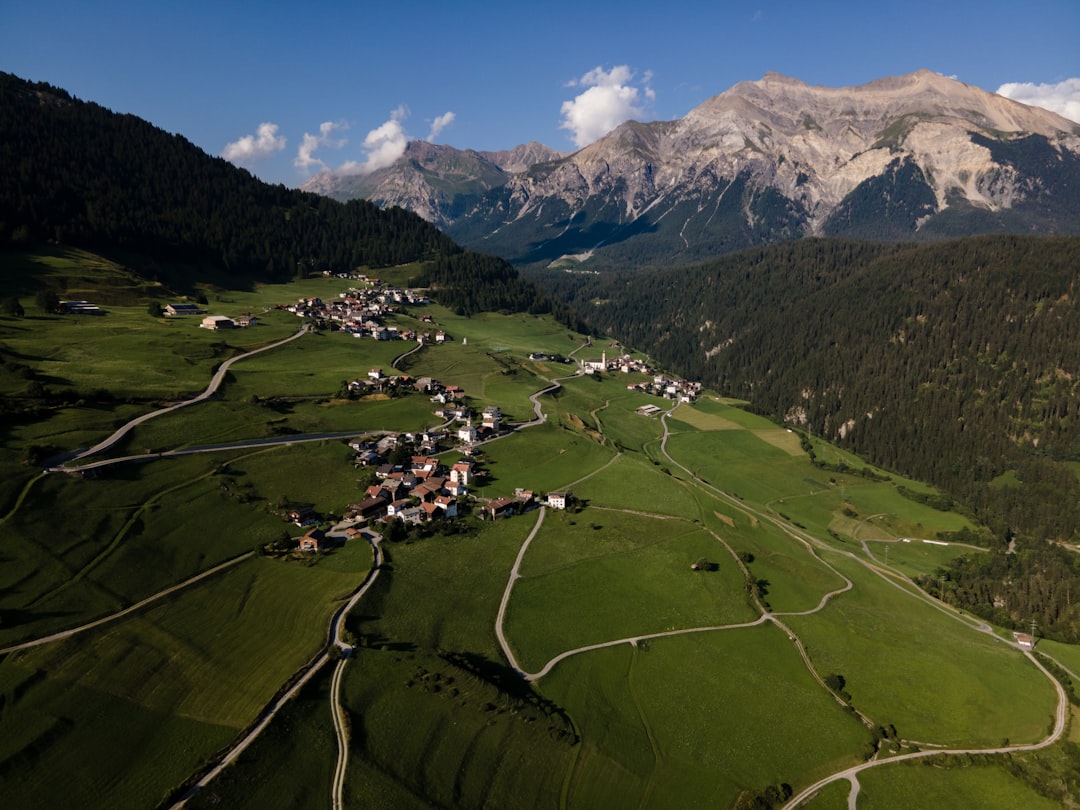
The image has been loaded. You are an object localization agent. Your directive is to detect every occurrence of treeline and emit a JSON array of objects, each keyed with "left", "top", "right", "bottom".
[
  {"left": 541, "top": 235, "right": 1080, "bottom": 545},
  {"left": 918, "top": 542, "right": 1080, "bottom": 643},
  {"left": 409, "top": 251, "right": 587, "bottom": 331},
  {"left": 0, "top": 72, "right": 456, "bottom": 285}
]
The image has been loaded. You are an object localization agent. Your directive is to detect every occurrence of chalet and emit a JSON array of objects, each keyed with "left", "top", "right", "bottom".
[
  {"left": 411, "top": 483, "right": 441, "bottom": 502},
  {"left": 421, "top": 502, "right": 442, "bottom": 520},
  {"left": 446, "top": 480, "right": 467, "bottom": 498},
  {"left": 410, "top": 455, "right": 440, "bottom": 474},
  {"left": 433, "top": 495, "right": 458, "bottom": 517},
  {"left": 235, "top": 313, "right": 258, "bottom": 327},
  {"left": 386, "top": 498, "right": 413, "bottom": 517},
  {"left": 1013, "top": 632, "right": 1036, "bottom": 650},
  {"left": 355, "top": 449, "right": 380, "bottom": 467},
  {"left": 200, "top": 315, "right": 235, "bottom": 330},
  {"left": 60, "top": 300, "right": 105, "bottom": 315},
  {"left": 375, "top": 464, "right": 401, "bottom": 480},
  {"left": 347, "top": 494, "right": 390, "bottom": 521},
  {"left": 298, "top": 528, "right": 327, "bottom": 552},
  {"left": 286, "top": 506, "right": 318, "bottom": 526},
  {"left": 514, "top": 488, "right": 535, "bottom": 503},
  {"left": 483, "top": 498, "right": 517, "bottom": 520},
  {"left": 165, "top": 303, "right": 206, "bottom": 316},
  {"left": 397, "top": 505, "right": 426, "bottom": 524},
  {"left": 546, "top": 491, "right": 569, "bottom": 510}
]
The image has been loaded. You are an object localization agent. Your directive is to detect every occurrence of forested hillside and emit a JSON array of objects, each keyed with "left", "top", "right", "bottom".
[
  {"left": 545, "top": 236, "right": 1080, "bottom": 546},
  {"left": 0, "top": 72, "right": 448, "bottom": 285}
]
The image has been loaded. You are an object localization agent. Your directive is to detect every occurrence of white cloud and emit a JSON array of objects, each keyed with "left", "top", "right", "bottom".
[
  {"left": 294, "top": 120, "right": 348, "bottom": 174},
  {"left": 222, "top": 122, "right": 286, "bottom": 164},
  {"left": 341, "top": 105, "right": 411, "bottom": 175},
  {"left": 997, "top": 78, "right": 1080, "bottom": 124},
  {"left": 427, "top": 111, "right": 456, "bottom": 142},
  {"left": 560, "top": 65, "right": 654, "bottom": 149}
]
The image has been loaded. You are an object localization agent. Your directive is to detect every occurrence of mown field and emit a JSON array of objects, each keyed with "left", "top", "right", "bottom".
[{"left": 1, "top": 250, "right": 1076, "bottom": 809}]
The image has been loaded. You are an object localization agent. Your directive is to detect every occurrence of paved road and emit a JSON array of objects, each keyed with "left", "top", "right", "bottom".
[
  {"left": 0, "top": 552, "right": 253, "bottom": 655},
  {"left": 495, "top": 507, "right": 546, "bottom": 676},
  {"left": 783, "top": 648, "right": 1069, "bottom": 809},
  {"left": 51, "top": 324, "right": 310, "bottom": 470},
  {"left": 655, "top": 404, "right": 1072, "bottom": 807},
  {"left": 328, "top": 532, "right": 383, "bottom": 810},
  {"left": 173, "top": 533, "right": 383, "bottom": 809}
]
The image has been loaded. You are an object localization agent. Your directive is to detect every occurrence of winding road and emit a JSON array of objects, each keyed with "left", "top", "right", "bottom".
[{"left": 53, "top": 323, "right": 310, "bottom": 469}]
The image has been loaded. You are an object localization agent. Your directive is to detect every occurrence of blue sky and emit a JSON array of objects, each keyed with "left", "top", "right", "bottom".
[{"left": 3, "top": 0, "right": 1078, "bottom": 187}]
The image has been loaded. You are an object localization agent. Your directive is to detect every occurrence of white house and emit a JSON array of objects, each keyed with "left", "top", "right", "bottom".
[{"left": 546, "top": 491, "right": 568, "bottom": 510}]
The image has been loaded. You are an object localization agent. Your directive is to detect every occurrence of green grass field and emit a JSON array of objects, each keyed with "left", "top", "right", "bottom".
[
  {"left": 857, "top": 758, "right": 1061, "bottom": 809},
  {"left": 1, "top": 256, "right": 1076, "bottom": 809},
  {"left": 785, "top": 552, "right": 1057, "bottom": 745},
  {"left": 507, "top": 511, "right": 756, "bottom": 672}
]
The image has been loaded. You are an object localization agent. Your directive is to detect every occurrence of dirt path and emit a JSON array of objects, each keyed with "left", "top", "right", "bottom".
[{"left": 0, "top": 551, "right": 253, "bottom": 655}]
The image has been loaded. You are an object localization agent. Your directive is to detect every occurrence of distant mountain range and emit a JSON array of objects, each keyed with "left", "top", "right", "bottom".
[{"left": 303, "top": 70, "right": 1080, "bottom": 270}]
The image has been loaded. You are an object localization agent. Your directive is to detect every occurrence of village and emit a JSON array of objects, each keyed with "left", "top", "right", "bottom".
[{"left": 168, "top": 275, "right": 701, "bottom": 554}]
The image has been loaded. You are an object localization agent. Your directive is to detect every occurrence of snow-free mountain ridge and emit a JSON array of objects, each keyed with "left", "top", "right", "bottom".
[{"left": 303, "top": 71, "right": 1080, "bottom": 270}]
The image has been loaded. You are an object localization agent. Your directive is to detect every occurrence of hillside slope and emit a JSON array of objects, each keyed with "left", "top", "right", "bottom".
[
  {"left": 548, "top": 235, "right": 1080, "bottom": 545},
  {"left": 308, "top": 71, "right": 1080, "bottom": 271}
]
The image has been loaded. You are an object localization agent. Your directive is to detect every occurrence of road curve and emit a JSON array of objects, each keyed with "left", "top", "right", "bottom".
[
  {"left": 783, "top": 648, "right": 1069, "bottom": 808},
  {"left": 55, "top": 324, "right": 309, "bottom": 468},
  {"left": 495, "top": 507, "right": 546, "bottom": 676},
  {"left": 656, "top": 406, "right": 1071, "bottom": 809},
  {"left": 172, "top": 533, "right": 383, "bottom": 809}
]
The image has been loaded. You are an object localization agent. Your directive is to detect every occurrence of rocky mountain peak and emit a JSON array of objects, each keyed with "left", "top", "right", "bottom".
[{"left": 303, "top": 71, "right": 1080, "bottom": 270}]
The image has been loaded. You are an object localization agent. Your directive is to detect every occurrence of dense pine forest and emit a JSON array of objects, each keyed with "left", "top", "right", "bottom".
[
  {"left": 0, "top": 72, "right": 452, "bottom": 287},
  {"left": 542, "top": 236, "right": 1080, "bottom": 637}
]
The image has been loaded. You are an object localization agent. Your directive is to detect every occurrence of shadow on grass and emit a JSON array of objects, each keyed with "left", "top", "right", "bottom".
[{"left": 438, "top": 650, "right": 579, "bottom": 744}]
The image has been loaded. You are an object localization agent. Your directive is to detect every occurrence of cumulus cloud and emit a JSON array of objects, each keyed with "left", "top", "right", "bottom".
[
  {"left": 997, "top": 78, "right": 1080, "bottom": 123},
  {"left": 560, "top": 65, "right": 655, "bottom": 149},
  {"left": 294, "top": 120, "right": 348, "bottom": 173},
  {"left": 222, "top": 122, "right": 286, "bottom": 164},
  {"left": 427, "top": 111, "right": 456, "bottom": 142},
  {"left": 341, "top": 105, "right": 411, "bottom": 175}
]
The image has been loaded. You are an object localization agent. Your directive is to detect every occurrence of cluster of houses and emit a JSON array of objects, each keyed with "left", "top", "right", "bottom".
[
  {"left": 283, "top": 283, "right": 445, "bottom": 344},
  {"left": 579, "top": 349, "right": 701, "bottom": 404},
  {"left": 279, "top": 428, "right": 575, "bottom": 552},
  {"left": 343, "top": 449, "right": 571, "bottom": 529}
]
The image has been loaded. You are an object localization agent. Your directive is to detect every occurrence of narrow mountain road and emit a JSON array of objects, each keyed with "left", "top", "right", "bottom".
[
  {"left": 783, "top": 649, "right": 1068, "bottom": 809},
  {"left": 657, "top": 405, "right": 1072, "bottom": 807},
  {"left": 495, "top": 507, "right": 546, "bottom": 676},
  {"left": 52, "top": 323, "right": 310, "bottom": 469},
  {"left": 172, "top": 533, "right": 383, "bottom": 809},
  {"left": 328, "top": 532, "right": 383, "bottom": 810},
  {"left": 0, "top": 551, "right": 254, "bottom": 655}
]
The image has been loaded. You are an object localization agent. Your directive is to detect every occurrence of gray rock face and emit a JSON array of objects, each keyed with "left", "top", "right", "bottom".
[{"left": 304, "top": 71, "right": 1080, "bottom": 269}]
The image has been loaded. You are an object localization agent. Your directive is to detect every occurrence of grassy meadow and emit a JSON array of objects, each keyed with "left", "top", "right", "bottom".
[{"left": 1, "top": 250, "right": 1075, "bottom": 808}]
